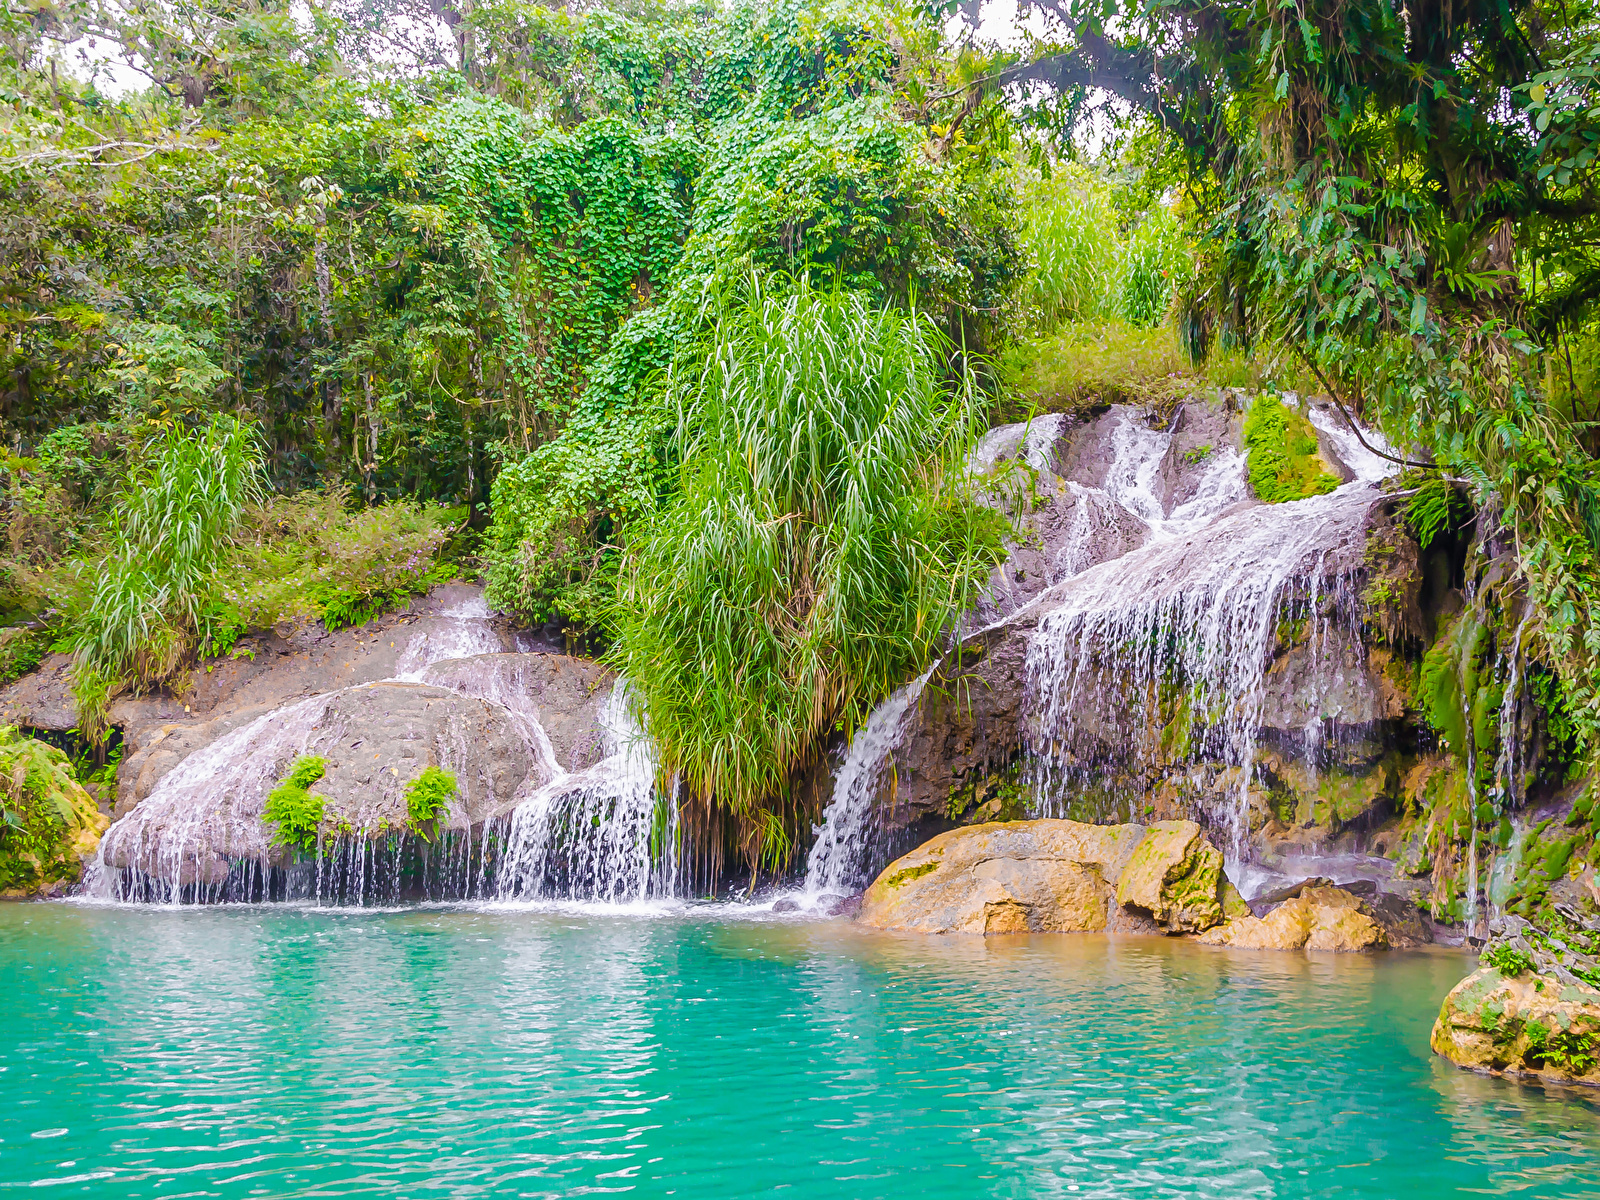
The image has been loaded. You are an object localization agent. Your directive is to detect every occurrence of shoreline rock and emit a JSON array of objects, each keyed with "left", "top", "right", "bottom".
[
  {"left": 1432, "top": 966, "right": 1600, "bottom": 1087},
  {"left": 856, "top": 817, "right": 1226, "bottom": 935},
  {"left": 1198, "top": 885, "right": 1388, "bottom": 952}
]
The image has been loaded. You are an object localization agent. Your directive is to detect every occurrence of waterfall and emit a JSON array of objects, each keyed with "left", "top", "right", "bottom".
[
  {"left": 1024, "top": 401, "right": 1393, "bottom": 859},
  {"left": 803, "top": 668, "right": 934, "bottom": 897},
  {"left": 491, "top": 682, "right": 674, "bottom": 905},
  {"left": 1025, "top": 483, "right": 1373, "bottom": 855},
  {"left": 395, "top": 595, "right": 505, "bottom": 678}
]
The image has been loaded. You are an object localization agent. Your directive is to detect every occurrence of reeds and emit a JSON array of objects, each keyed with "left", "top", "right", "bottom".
[
  {"left": 66, "top": 415, "right": 262, "bottom": 738},
  {"left": 610, "top": 276, "right": 1007, "bottom": 819}
]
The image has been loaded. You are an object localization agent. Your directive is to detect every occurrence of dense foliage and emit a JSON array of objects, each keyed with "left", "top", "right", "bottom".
[{"left": 610, "top": 277, "right": 1006, "bottom": 813}]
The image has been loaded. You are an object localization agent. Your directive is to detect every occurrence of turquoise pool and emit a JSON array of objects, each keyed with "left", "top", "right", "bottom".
[{"left": 1, "top": 902, "right": 1597, "bottom": 1197}]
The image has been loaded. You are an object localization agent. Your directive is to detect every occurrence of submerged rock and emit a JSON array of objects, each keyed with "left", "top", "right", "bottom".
[
  {"left": 856, "top": 818, "right": 1226, "bottom": 935},
  {"left": 1432, "top": 966, "right": 1600, "bottom": 1086}
]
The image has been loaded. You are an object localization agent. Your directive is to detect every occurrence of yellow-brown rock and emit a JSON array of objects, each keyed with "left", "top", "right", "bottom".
[
  {"left": 1113, "top": 819, "right": 1225, "bottom": 932},
  {"left": 857, "top": 819, "right": 1148, "bottom": 934},
  {"left": 1196, "top": 886, "right": 1387, "bottom": 952},
  {"left": 1432, "top": 966, "right": 1600, "bottom": 1086}
]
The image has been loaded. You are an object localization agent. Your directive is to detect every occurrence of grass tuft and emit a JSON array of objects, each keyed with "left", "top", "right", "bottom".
[{"left": 609, "top": 275, "right": 1008, "bottom": 819}]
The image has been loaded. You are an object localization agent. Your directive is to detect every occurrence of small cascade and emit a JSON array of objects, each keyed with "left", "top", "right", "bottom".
[
  {"left": 803, "top": 668, "right": 934, "bottom": 897},
  {"left": 420, "top": 655, "right": 565, "bottom": 781},
  {"left": 1021, "top": 398, "right": 1395, "bottom": 860},
  {"left": 492, "top": 683, "right": 674, "bottom": 904},
  {"left": 97, "top": 694, "right": 332, "bottom": 903},
  {"left": 394, "top": 595, "right": 504, "bottom": 678}
]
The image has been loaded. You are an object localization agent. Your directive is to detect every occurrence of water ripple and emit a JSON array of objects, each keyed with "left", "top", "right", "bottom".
[{"left": 2, "top": 906, "right": 1598, "bottom": 1198}]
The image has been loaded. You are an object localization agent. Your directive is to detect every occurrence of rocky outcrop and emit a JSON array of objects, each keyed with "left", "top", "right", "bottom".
[
  {"left": 832, "top": 399, "right": 1444, "bottom": 915},
  {"left": 1114, "top": 820, "right": 1229, "bottom": 932},
  {"left": 856, "top": 818, "right": 1228, "bottom": 935},
  {"left": 1432, "top": 966, "right": 1600, "bottom": 1086},
  {"left": 1198, "top": 885, "right": 1388, "bottom": 952}
]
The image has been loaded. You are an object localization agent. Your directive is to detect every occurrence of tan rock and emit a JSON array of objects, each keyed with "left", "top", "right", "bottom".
[
  {"left": 1113, "top": 819, "right": 1225, "bottom": 932},
  {"left": 858, "top": 819, "right": 1148, "bottom": 934},
  {"left": 1432, "top": 966, "right": 1600, "bottom": 1086},
  {"left": 1197, "top": 887, "right": 1387, "bottom": 952}
]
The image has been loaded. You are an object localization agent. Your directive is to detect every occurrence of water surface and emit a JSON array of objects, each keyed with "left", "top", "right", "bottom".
[{"left": 2, "top": 903, "right": 1597, "bottom": 1198}]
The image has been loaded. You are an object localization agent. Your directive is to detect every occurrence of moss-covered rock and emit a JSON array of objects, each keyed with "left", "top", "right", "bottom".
[
  {"left": 1432, "top": 966, "right": 1600, "bottom": 1086},
  {"left": 0, "top": 726, "right": 107, "bottom": 897},
  {"left": 1114, "top": 819, "right": 1225, "bottom": 932}
]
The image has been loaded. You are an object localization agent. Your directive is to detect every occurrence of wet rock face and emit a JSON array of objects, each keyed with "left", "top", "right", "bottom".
[
  {"left": 1432, "top": 967, "right": 1600, "bottom": 1086},
  {"left": 302, "top": 683, "right": 542, "bottom": 832},
  {"left": 856, "top": 818, "right": 1228, "bottom": 935},
  {"left": 856, "top": 400, "right": 1431, "bottom": 884}
]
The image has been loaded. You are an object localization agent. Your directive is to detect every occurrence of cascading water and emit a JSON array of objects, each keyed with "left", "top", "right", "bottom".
[
  {"left": 802, "top": 667, "right": 935, "bottom": 897},
  {"left": 1025, "top": 401, "right": 1396, "bottom": 859},
  {"left": 491, "top": 683, "right": 676, "bottom": 905}
]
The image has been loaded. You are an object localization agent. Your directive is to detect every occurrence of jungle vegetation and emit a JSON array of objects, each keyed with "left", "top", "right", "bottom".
[{"left": 7, "top": 0, "right": 1600, "bottom": 872}]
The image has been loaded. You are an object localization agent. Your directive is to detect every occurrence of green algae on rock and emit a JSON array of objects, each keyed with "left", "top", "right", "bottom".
[
  {"left": 1432, "top": 966, "right": 1600, "bottom": 1086},
  {"left": 1113, "top": 819, "right": 1226, "bottom": 932},
  {"left": 0, "top": 726, "right": 107, "bottom": 897},
  {"left": 857, "top": 818, "right": 1224, "bottom": 935},
  {"left": 1242, "top": 394, "right": 1341, "bottom": 504}
]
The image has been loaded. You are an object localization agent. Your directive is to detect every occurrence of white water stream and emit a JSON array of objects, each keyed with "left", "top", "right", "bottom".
[{"left": 92, "top": 596, "right": 671, "bottom": 905}]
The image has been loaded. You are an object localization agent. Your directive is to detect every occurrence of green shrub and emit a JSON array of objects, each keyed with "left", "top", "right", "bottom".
[
  {"left": 1000, "top": 320, "right": 1190, "bottom": 415},
  {"left": 610, "top": 275, "right": 1007, "bottom": 815},
  {"left": 0, "top": 628, "right": 48, "bottom": 685},
  {"left": 264, "top": 755, "right": 327, "bottom": 853},
  {"left": 404, "top": 765, "right": 457, "bottom": 838},
  {"left": 224, "top": 487, "right": 464, "bottom": 633},
  {"left": 1117, "top": 208, "right": 1194, "bottom": 327},
  {"left": 1242, "top": 394, "right": 1340, "bottom": 503},
  {"left": 1482, "top": 941, "right": 1536, "bottom": 976}
]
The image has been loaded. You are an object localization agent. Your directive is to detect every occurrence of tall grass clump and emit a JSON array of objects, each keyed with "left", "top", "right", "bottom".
[
  {"left": 610, "top": 276, "right": 1007, "bottom": 821},
  {"left": 1118, "top": 208, "right": 1193, "bottom": 328},
  {"left": 1021, "top": 169, "right": 1119, "bottom": 330},
  {"left": 66, "top": 415, "right": 263, "bottom": 739}
]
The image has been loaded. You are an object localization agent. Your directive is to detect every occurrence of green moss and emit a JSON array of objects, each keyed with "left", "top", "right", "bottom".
[
  {"left": 265, "top": 755, "right": 327, "bottom": 853},
  {"left": 884, "top": 861, "right": 939, "bottom": 888},
  {"left": 1242, "top": 394, "right": 1340, "bottom": 503}
]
